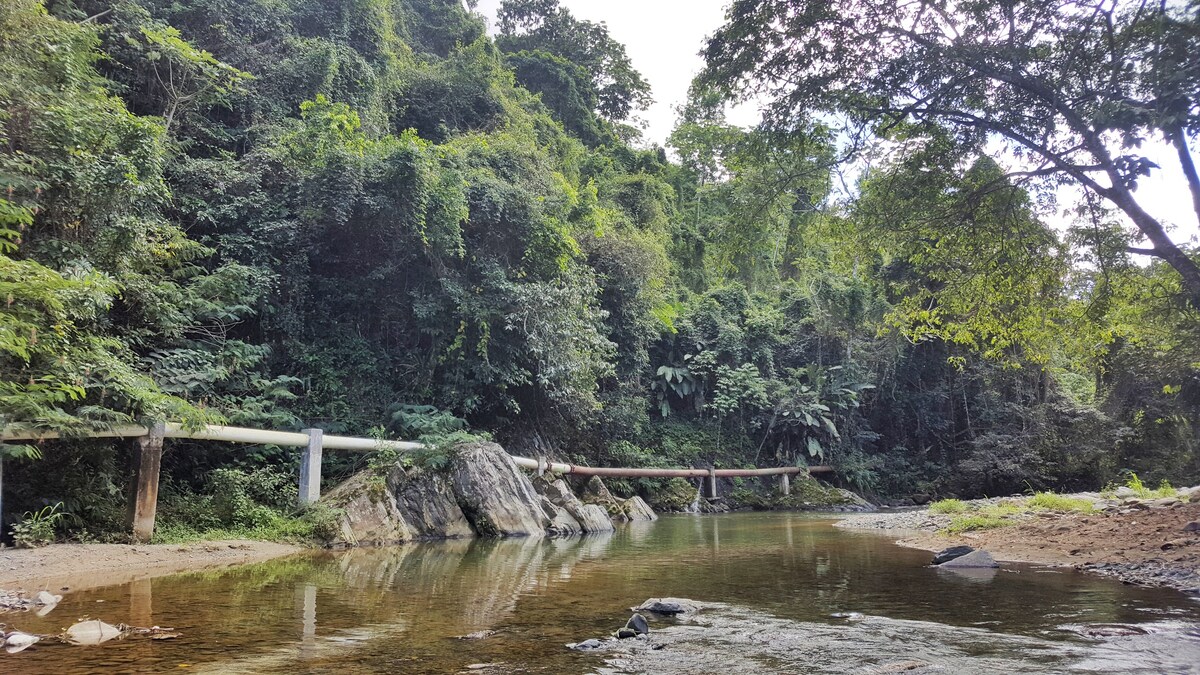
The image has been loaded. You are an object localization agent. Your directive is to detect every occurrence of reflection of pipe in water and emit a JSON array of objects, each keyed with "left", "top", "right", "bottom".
[{"left": 785, "top": 514, "right": 794, "bottom": 548}]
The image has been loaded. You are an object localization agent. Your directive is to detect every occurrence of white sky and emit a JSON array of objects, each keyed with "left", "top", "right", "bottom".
[{"left": 472, "top": 0, "right": 1199, "bottom": 247}]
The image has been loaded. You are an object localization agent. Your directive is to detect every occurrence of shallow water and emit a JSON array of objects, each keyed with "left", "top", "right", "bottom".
[{"left": 8, "top": 513, "right": 1200, "bottom": 673}]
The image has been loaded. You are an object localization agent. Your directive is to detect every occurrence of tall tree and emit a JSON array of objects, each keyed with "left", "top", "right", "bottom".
[
  {"left": 701, "top": 0, "right": 1200, "bottom": 305},
  {"left": 496, "top": 0, "right": 652, "bottom": 123}
]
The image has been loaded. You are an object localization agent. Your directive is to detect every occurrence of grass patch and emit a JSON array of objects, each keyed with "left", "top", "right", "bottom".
[
  {"left": 153, "top": 503, "right": 343, "bottom": 545},
  {"left": 979, "top": 503, "right": 1024, "bottom": 518},
  {"left": 1028, "top": 492, "right": 1095, "bottom": 513},
  {"left": 944, "top": 514, "right": 1013, "bottom": 533},
  {"left": 929, "top": 498, "right": 969, "bottom": 514},
  {"left": 1101, "top": 472, "right": 1177, "bottom": 499}
]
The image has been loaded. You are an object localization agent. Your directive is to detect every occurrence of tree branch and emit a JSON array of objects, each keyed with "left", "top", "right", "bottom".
[{"left": 1169, "top": 124, "right": 1200, "bottom": 226}]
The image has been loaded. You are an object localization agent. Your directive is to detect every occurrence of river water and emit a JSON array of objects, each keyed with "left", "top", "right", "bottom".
[{"left": 9, "top": 513, "right": 1200, "bottom": 673}]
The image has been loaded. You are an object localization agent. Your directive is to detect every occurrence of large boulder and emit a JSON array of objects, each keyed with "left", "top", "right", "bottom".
[
  {"left": 540, "top": 495, "right": 583, "bottom": 536},
  {"left": 324, "top": 465, "right": 473, "bottom": 546},
  {"left": 622, "top": 496, "right": 658, "bottom": 521},
  {"left": 580, "top": 476, "right": 629, "bottom": 520},
  {"left": 536, "top": 478, "right": 614, "bottom": 533},
  {"left": 451, "top": 442, "right": 551, "bottom": 537}
]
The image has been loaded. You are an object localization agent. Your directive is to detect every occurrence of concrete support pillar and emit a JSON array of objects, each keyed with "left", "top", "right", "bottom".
[
  {"left": 298, "top": 428, "right": 323, "bottom": 507},
  {"left": 705, "top": 467, "right": 718, "bottom": 500},
  {"left": 127, "top": 423, "right": 166, "bottom": 543},
  {"left": 779, "top": 473, "right": 791, "bottom": 496}
]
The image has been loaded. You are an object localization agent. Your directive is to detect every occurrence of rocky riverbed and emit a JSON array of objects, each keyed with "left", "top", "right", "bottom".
[
  {"left": 574, "top": 598, "right": 1200, "bottom": 674},
  {"left": 838, "top": 487, "right": 1200, "bottom": 595}
]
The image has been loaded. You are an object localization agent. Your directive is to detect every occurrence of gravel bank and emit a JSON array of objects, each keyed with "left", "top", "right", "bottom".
[{"left": 837, "top": 489, "right": 1200, "bottom": 596}]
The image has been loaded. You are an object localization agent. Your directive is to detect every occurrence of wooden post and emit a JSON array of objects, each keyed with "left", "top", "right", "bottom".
[
  {"left": 779, "top": 473, "right": 791, "bottom": 496},
  {"left": 298, "top": 428, "right": 323, "bottom": 507},
  {"left": 705, "top": 467, "right": 718, "bottom": 500},
  {"left": 127, "top": 423, "right": 166, "bottom": 543}
]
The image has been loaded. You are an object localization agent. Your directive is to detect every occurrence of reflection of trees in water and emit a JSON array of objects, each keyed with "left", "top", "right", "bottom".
[{"left": 327, "top": 531, "right": 616, "bottom": 632}]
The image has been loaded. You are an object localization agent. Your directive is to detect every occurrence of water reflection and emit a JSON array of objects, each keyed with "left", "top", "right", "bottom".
[{"left": 7, "top": 514, "right": 1200, "bottom": 674}]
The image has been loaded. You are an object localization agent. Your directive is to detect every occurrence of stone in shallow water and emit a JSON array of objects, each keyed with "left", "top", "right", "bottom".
[
  {"left": 626, "top": 613, "right": 649, "bottom": 635},
  {"left": 931, "top": 545, "right": 974, "bottom": 565},
  {"left": 567, "top": 638, "right": 605, "bottom": 651},
  {"left": 631, "top": 598, "right": 699, "bottom": 615},
  {"left": 937, "top": 549, "right": 998, "bottom": 568},
  {"left": 617, "top": 628, "right": 637, "bottom": 639}
]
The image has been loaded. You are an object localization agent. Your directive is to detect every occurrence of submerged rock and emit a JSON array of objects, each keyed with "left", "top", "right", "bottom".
[
  {"left": 632, "top": 598, "right": 700, "bottom": 616},
  {"left": 567, "top": 638, "right": 605, "bottom": 651},
  {"left": 931, "top": 546, "right": 975, "bottom": 566},
  {"left": 936, "top": 549, "right": 998, "bottom": 569}
]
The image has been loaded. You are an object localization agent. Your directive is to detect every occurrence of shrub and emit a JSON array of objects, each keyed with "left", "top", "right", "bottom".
[
  {"left": 11, "top": 502, "right": 67, "bottom": 548},
  {"left": 1028, "top": 492, "right": 1095, "bottom": 513},
  {"left": 929, "top": 498, "right": 969, "bottom": 514},
  {"left": 943, "top": 513, "right": 1011, "bottom": 533}
]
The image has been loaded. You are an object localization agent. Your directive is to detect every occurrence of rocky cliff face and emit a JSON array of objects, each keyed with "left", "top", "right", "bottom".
[{"left": 324, "top": 442, "right": 652, "bottom": 546}]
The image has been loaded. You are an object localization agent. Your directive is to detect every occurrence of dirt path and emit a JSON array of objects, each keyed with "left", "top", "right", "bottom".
[
  {"left": 0, "top": 540, "right": 303, "bottom": 594},
  {"left": 840, "top": 496, "right": 1200, "bottom": 595}
]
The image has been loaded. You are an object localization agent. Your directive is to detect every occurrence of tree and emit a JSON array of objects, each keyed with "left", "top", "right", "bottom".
[
  {"left": 497, "top": 0, "right": 652, "bottom": 123},
  {"left": 701, "top": 0, "right": 1200, "bottom": 305}
]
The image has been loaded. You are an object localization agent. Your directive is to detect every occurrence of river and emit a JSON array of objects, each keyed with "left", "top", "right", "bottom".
[{"left": 10, "top": 513, "right": 1200, "bottom": 673}]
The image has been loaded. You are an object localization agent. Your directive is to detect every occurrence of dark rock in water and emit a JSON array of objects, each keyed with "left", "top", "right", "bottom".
[
  {"left": 567, "top": 639, "right": 604, "bottom": 651},
  {"left": 632, "top": 598, "right": 699, "bottom": 615},
  {"left": 617, "top": 627, "right": 637, "bottom": 639},
  {"left": 626, "top": 613, "right": 649, "bottom": 635},
  {"left": 931, "top": 545, "right": 975, "bottom": 565},
  {"left": 937, "top": 549, "right": 998, "bottom": 568}
]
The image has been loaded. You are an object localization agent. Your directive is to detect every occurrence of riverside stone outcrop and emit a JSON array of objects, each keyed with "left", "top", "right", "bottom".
[
  {"left": 324, "top": 465, "right": 473, "bottom": 546},
  {"left": 451, "top": 442, "right": 552, "bottom": 536},
  {"left": 536, "top": 478, "right": 614, "bottom": 533},
  {"left": 326, "top": 442, "right": 655, "bottom": 546},
  {"left": 622, "top": 496, "right": 658, "bottom": 521}
]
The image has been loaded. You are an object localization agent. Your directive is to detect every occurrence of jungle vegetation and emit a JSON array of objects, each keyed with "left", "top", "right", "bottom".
[{"left": 0, "top": 0, "right": 1196, "bottom": 541}]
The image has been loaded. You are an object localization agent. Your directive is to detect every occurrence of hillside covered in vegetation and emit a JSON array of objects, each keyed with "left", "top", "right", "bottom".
[{"left": 1, "top": 0, "right": 1197, "bottom": 540}]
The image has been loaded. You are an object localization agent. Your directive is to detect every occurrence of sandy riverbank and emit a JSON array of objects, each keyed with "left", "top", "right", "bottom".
[
  {"left": 0, "top": 539, "right": 303, "bottom": 595},
  {"left": 838, "top": 490, "right": 1200, "bottom": 595}
]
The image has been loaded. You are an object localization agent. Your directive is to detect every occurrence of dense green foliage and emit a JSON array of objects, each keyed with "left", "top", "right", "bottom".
[{"left": 1, "top": 0, "right": 1197, "bottom": 542}]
